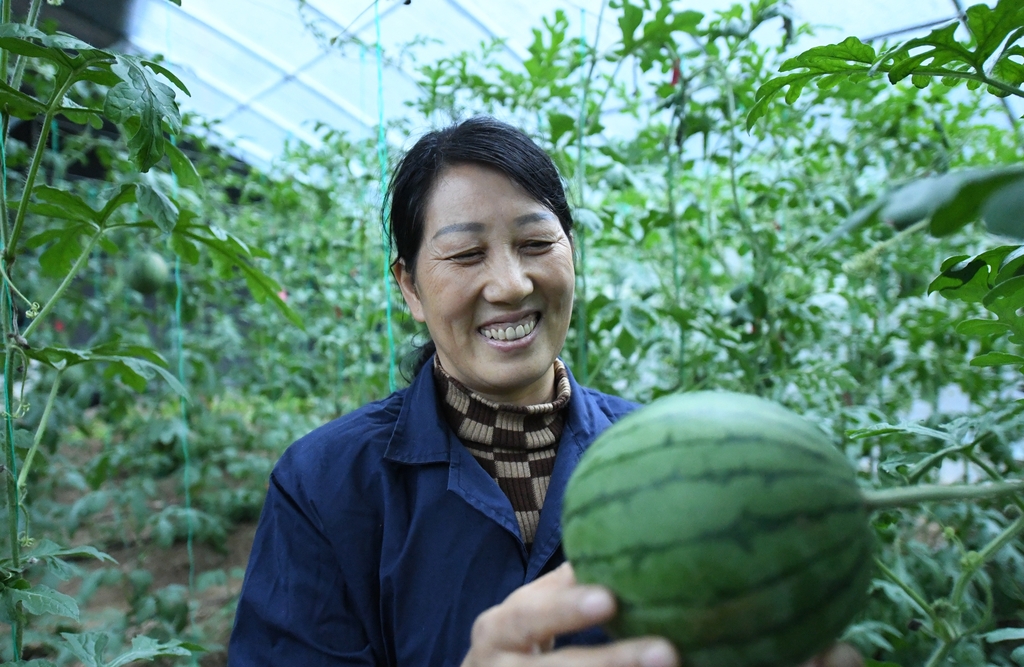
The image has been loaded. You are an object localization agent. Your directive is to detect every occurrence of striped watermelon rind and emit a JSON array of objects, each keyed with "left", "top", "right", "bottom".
[{"left": 562, "top": 391, "right": 875, "bottom": 667}]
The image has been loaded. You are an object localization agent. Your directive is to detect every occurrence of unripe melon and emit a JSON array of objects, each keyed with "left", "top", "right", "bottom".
[
  {"left": 127, "top": 251, "right": 170, "bottom": 295},
  {"left": 562, "top": 391, "right": 875, "bottom": 667}
]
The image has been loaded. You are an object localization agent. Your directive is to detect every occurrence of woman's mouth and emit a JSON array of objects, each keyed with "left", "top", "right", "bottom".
[{"left": 480, "top": 313, "right": 539, "bottom": 342}]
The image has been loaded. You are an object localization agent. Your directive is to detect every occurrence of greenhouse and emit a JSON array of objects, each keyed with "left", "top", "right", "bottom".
[{"left": 2, "top": 0, "right": 1024, "bottom": 665}]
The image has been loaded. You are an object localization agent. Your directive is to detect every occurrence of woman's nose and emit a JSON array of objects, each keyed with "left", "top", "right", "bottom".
[{"left": 483, "top": 253, "right": 533, "bottom": 304}]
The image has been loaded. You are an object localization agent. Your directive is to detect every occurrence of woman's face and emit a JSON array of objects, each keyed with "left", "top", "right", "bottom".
[{"left": 395, "top": 163, "right": 575, "bottom": 406}]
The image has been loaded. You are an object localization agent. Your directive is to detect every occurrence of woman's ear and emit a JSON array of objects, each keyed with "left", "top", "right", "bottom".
[{"left": 393, "top": 259, "right": 427, "bottom": 323}]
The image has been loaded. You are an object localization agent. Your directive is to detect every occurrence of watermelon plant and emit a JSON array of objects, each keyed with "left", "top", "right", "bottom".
[
  {"left": 0, "top": 0, "right": 296, "bottom": 663},
  {"left": 744, "top": 1, "right": 1024, "bottom": 664}
]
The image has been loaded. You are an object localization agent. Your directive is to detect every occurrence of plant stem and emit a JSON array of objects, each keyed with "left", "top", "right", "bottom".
[
  {"left": 923, "top": 640, "right": 952, "bottom": 667},
  {"left": 874, "top": 557, "right": 942, "bottom": 629},
  {"left": 907, "top": 434, "right": 988, "bottom": 484},
  {"left": 1, "top": 292, "right": 21, "bottom": 665},
  {"left": 16, "top": 368, "right": 60, "bottom": 493},
  {"left": 950, "top": 511, "right": 1024, "bottom": 606},
  {"left": 22, "top": 230, "right": 101, "bottom": 339},
  {"left": 4, "top": 73, "right": 76, "bottom": 265},
  {"left": 0, "top": 257, "right": 34, "bottom": 308},
  {"left": 965, "top": 453, "right": 1024, "bottom": 514},
  {"left": 0, "top": 0, "right": 22, "bottom": 659},
  {"left": 8, "top": 0, "right": 43, "bottom": 93},
  {"left": 909, "top": 68, "right": 1024, "bottom": 99},
  {"left": 574, "top": 5, "right": 591, "bottom": 384},
  {"left": 863, "top": 480, "right": 1024, "bottom": 510}
]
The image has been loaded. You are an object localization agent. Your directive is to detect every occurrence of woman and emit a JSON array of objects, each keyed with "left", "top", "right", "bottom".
[{"left": 228, "top": 117, "right": 861, "bottom": 667}]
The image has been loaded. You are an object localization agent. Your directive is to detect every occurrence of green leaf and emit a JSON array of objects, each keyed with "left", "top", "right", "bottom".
[
  {"left": 848, "top": 422, "right": 955, "bottom": 443},
  {"left": 142, "top": 59, "right": 190, "bottom": 95},
  {"left": 966, "top": 0, "right": 1024, "bottom": 65},
  {"left": 747, "top": 38, "right": 877, "bottom": 128},
  {"left": 0, "top": 79, "right": 46, "bottom": 119},
  {"left": 6, "top": 584, "right": 79, "bottom": 620},
  {"left": 25, "top": 343, "right": 188, "bottom": 399},
  {"left": 165, "top": 142, "right": 202, "bottom": 189},
  {"left": 171, "top": 231, "right": 201, "bottom": 264},
  {"left": 780, "top": 36, "right": 876, "bottom": 73},
  {"left": 137, "top": 184, "right": 179, "bottom": 233},
  {"left": 885, "top": 24, "right": 967, "bottom": 84},
  {"left": 815, "top": 196, "right": 887, "bottom": 248},
  {"left": 616, "top": 1, "right": 645, "bottom": 55},
  {"left": 28, "top": 185, "right": 99, "bottom": 223},
  {"left": 57, "top": 100, "right": 103, "bottom": 126},
  {"left": 970, "top": 351, "right": 1024, "bottom": 367},
  {"left": 929, "top": 258, "right": 991, "bottom": 303},
  {"left": 104, "top": 55, "right": 183, "bottom": 171},
  {"left": 877, "top": 166, "right": 1024, "bottom": 237},
  {"left": 996, "top": 245, "right": 1024, "bottom": 282},
  {"left": 99, "top": 355, "right": 188, "bottom": 397},
  {"left": 182, "top": 229, "right": 304, "bottom": 329},
  {"left": 993, "top": 43, "right": 1024, "bottom": 89},
  {"left": 98, "top": 183, "right": 138, "bottom": 224},
  {"left": 955, "top": 319, "right": 1012, "bottom": 337},
  {"left": 548, "top": 112, "right": 575, "bottom": 144},
  {"left": 747, "top": 72, "right": 818, "bottom": 129},
  {"left": 0, "top": 23, "right": 110, "bottom": 76},
  {"left": 0, "top": 23, "right": 74, "bottom": 68},
  {"left": 982, "top": 177, "right": 1024, "bottom": 239},
  {"left": 106, "top": 636, "right": 197, "bottom": 667},
  {"left": 933, "top": 167, "right": 1024, "bottom": 235},
  {"left": 31, "top": 223, "right": 92, "bottom": 278},
  {"left": 27, "top": 539, "right": 116, "bottom": 565},
  {"left": 60, "top": 632, "right": 109, "bottom": 667},
  {"left": 984, "top": 627, "right": 1024, "bottom": 643}
]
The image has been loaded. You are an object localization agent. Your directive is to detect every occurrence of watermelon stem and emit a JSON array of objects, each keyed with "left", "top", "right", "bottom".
[{"left": 862, "top": 480, "right": 1024, "bottom": 510}]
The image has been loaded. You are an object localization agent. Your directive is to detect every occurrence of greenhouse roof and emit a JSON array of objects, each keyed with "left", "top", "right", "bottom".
[{"left": 58, "top": 0, "right": 978, "bottom": 169}]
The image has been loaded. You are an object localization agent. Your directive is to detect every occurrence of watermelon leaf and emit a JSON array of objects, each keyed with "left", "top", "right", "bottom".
[
  {"left": 4, "top": 584, "right": 79, "bottom": 620},
  {"left": 983, "top": 627, "right": 1024, "bottom": 642}
]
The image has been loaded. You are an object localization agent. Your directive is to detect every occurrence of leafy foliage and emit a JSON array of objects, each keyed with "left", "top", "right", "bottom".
[{"left": 748, "top": 0, "right": 1024, "bottom": 128}]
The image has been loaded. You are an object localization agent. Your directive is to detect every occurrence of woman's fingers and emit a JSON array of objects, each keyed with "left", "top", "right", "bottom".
[
  {"left": 471, "top": 563, "right": 618, "bottom": 651},
  {"left": 799, "top": 643, "right": 864, "bottom": 667},
  {"left": 462, "top": 563, "right": 678, "bottom": 667},
  {"left": 527, "top": 638, "right": 678, "bottom": 667}
]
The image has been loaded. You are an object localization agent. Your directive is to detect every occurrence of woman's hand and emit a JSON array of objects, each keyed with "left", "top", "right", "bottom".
[
  {"left": 460, "top": 562, "right": 678, "bottom": 667},
  {"left": 461, "top": 562, "right": 864, "bottom": 667},
  {"left": 799, "top": 643, "right": 864, "bottom": 667}
]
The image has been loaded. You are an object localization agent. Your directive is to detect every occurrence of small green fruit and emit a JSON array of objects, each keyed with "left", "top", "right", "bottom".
[{"left": 127, "top": 251, "right": 170, "bottom": 294}]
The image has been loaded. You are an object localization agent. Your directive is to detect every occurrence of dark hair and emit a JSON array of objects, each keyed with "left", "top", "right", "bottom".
[{"left": 386, "top": 116, "right": 574, "bottom": 377}]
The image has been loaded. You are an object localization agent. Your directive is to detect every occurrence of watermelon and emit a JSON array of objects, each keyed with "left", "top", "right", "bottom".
[
  {"left": 127, "top": 251, "right": 170, "bottom": 295},
  {"left": 562, "top": 391, "right": 875, "bottom": 667}
]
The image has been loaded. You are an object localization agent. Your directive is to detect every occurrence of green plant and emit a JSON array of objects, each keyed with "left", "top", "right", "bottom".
[{"left": 0, "top": 0, "right": 296, "bottom": 662}]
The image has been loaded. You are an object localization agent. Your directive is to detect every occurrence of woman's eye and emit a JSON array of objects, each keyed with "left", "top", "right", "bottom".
[
  {"left": 449, "top": 250, "right": 483, "bottom": 262},
  {"left": 523, "top": 240, "right": 554, "bottom": 252}
]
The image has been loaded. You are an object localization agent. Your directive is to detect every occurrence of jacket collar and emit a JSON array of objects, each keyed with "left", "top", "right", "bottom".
[
  {"left": 383, "top": 356, "right": 603, "bottom": 465},
  {"left": 383, "top": 356, "right": 451, "bottom": 464}
]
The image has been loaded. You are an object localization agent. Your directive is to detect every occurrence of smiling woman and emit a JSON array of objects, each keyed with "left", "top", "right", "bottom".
[
  {"left": 225, "top": 117, "right": 857, "bottom": 667},
  {"left": 393, "top": 163, "right": 576, "bottom": 406}
]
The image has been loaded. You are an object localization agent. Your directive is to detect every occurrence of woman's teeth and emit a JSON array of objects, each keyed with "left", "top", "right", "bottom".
[{"left": 482, "top": 319, "right": 535, "bottom": 341}]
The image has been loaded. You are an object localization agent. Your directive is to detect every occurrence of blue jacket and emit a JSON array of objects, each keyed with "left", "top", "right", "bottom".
[{"left": 228, "top": 360, "right": 636, "bottom": 666}]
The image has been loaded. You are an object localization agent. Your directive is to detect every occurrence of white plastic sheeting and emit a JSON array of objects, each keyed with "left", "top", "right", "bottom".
[{"left": 122, "top": 0, "right": 972, "bottom": 168}]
